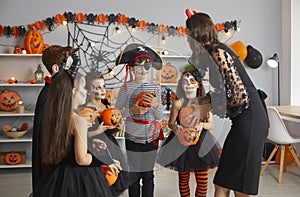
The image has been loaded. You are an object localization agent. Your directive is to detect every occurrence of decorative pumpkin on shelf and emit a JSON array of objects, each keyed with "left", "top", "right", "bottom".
[
  {"left": 13, "top": 45, "right": 22, "bottom": 54},
  {"left": 0, "top": 89, "right": 21, "bottom": 111},
  {"left": 178, "top": 127, "right": 199, "bottom": 147},
  {"left": 5, "top": 152, "right": 22, "bottom": 165},
  {"left": 101, "top": 165, "right": 118, "bottom": 186},
  {"left": 20, "top": 122, "right": 28, "bottom": 131},
  {"left": 24, "top": 29, "right": 44, "bottom": 54},
  {"left": 3, "top": 124, "right": 12, "bottom": 132},
  {"left": 101, "top": 108, "right": 122, "bottom": 126},
  {"left": 160, "top": 62, "right": 177, "bottom": 83},
  {"left": 179, "top": 107, "right": 195, "bottom": 127},
  {"left": 136, "top": 91, "right": 156, "bottom": 108}
]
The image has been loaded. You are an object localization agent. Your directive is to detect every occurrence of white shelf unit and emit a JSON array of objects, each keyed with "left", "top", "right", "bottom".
[{"left": 0, "top": 53, "right": 45, "bottom": 169}]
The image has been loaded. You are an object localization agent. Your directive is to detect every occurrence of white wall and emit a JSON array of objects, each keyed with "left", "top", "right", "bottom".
[{"left": 0, "top": 0, "right": 286, "bottom": 147}]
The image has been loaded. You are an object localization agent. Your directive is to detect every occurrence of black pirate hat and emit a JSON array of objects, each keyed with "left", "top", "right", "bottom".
[{"left": 116, "top": 43, "right": 163, "bottom": 70}]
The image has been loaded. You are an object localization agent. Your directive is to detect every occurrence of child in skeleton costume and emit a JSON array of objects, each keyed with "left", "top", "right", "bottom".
[
  {"left": 115, "top": 43, "right": 164, "bottom": 197},
  {"left": 80, "top": 71, "right": 129, "bottom": 196},
  {"left": 157, "top": 66, "right": 219, "bottom": 197}
]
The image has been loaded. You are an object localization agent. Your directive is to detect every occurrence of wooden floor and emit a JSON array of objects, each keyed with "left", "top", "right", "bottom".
[{"left": 0, "top": 162, "right": 299, "bottom": 197}]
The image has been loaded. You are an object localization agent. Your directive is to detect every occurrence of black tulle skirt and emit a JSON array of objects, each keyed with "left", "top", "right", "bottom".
[
  {"left": 89, "top": 131, "right": 129, "bottom": 196},
  {"left": 157, "top": 129, "right": 220, "bottom": 172},
  {"left": 36, "top": 162, "right": 114, "bottom": 197}
]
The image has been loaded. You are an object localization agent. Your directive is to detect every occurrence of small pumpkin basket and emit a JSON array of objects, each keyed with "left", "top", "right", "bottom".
[
  {"left": 4, "top": 130, "right": 28, "bottom": 139},
  {"left": 2, "top": 123, "right": 28, "bottom": 139}
]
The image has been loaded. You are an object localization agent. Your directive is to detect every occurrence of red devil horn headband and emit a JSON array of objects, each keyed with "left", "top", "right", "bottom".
[
  {"left": 185, "top": 9, "right": 192, "bottom": 19},
  {"left": 185, "top": 8, "right": 198, "bottom": 19}
]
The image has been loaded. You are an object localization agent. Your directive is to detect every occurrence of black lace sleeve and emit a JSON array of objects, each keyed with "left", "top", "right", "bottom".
[{"left": 211, "top": 47, "right": 249, "bottom": 117}]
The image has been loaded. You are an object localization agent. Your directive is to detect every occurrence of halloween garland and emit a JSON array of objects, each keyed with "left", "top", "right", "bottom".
[{"left": 0, "top": 12, "right": 240, "bottom": 38}]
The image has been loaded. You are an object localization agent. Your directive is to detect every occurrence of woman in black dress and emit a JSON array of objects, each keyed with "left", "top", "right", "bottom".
[{"left": 185, "top": 10, "right": 269, "bottom": 196}]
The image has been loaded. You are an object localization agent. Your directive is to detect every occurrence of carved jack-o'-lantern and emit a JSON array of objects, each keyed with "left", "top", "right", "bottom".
[
  {"left": 3, "top": 124, "right": 12, "bottom": 132},
  {"left": 178, "top": 127, "right": 199, "bottom": 147},
  {"left": 101, "top": 108, "right": 122, "bottom": 126},
  {"left": 160, "top": 62, "right": 177, "bottom": 83},
  {"left": 5, "top": 152, "right": 22, "bottom": 165},
  {"left": 179, "top": 107, "right": 195, "bottom": 127},
  {"left": 101, "top": 165, "right": 118, "bottom": 186},
  {"left": 0, "top": 89, "right": 21, "bottom": 111},
  {"left": 24, "top": 29, "right": 44, "bottom": 54},
  {"left": 78, "top": 107, "right": 100, "bottom": 124},
  {"left": 136, "top": 92, "right": 156, "bottom": 108}
]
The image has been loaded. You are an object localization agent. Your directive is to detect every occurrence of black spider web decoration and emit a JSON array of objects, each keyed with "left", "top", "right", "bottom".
[{"left": 67, "top": 21, "right": 152, "bottom": 89}]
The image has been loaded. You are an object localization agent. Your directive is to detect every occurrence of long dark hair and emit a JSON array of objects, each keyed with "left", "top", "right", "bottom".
[
  {"left": 41, "top": 70, "right": 75, "bottom": 164},
  {"left": 186, "top": 12, "right": 219, "bottom": 51}
]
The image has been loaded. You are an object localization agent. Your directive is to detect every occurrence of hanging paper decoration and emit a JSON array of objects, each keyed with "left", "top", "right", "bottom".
[
  {"left": 137, "top": 20, "right": 147, "bottom": 30},
  {"left": 230, "top": 40, "right": 247, "bottom": 61},
  {"left": 157, "top": 24, "right": 167, "bottom": 34},
  {"left": 55, "top": 14, "right": 67, "bottom": 25},
  {"left": 97, "top": 14, "right": 108, "bottom": 24},
  {"left": 118, "top": 14, "right": 128, "bottom": 24},
  {"left": 76, "top": 13, "right": 86, "bottom": 23}
]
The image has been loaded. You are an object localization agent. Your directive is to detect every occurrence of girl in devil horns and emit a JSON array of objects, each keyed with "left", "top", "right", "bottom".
[
  {"left": 185, "top": 9, "right": 269, "bottom": 197},
  {"left": 157, "top": 65, "right": 220, "bottom": 197}
]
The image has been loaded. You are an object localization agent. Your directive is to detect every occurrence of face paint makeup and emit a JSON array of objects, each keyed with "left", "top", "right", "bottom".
[
  {"left": 90, "top": 78, "right": 106, "bottom": 100},
  {"left": 182, "top": 72, "right": 198, "bottom": 99}
]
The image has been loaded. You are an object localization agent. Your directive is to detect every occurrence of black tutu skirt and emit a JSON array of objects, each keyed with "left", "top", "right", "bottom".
[
  {"left": 157, "top": 129, "right": 220, "bottom": 172},
  {"left": 36, "top": 159, "right": 113, "bottom": 197},
  {"left": 89, "top": 131, "right": 129, "bottom": 196}
]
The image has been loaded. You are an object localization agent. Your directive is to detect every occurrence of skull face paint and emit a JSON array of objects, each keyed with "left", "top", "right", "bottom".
[
  {"left": 90, "top": 78, "right": 106, "bottom": 100},
  {"left": 182, "top": 72, "right": 198, "bottom": 99}
]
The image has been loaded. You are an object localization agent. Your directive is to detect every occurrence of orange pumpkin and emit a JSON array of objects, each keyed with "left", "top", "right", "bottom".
[
  {"left": 160, "top": 63, "right": 177, "bottom": 83},
  {"left": 5, "top": 152, "right": 22, "bottom": 165},
  {"left": 275, "top": 146, "right": 297, "bottom": 165},
  {"left": 179, "top": 107, "right": 194, "bottom": 127},
  {"left": 78, "top": 107, "right": 100, "bottom": 124},
  {"left": 20, "top": 123, "right": 28, "bottom": 131},
  {"left": 0, "top": 89, "right": 21, "bottom": 111},
  {"left": 101, "top": 108, "right": 122, "bottom": 126},
  {"left": 136, "top": 92, "right": 156, "bottom": 108},
  {"left": 178, "top": 127, "right": 199, "bottom": 146},
  {"left": 101, "top": 165, "right": 118, "bottom": 186},
  {"left": 24, "top": 29, "right": 44, "bottom": 54},
  {"left": 230, "top": 40, "right": 247, "bottom": 61},
  {"left": 3, "top": 124, "right": 12, "bottom": 132},
  {"left": 13, "top": 45, "right": 22, "bottom": 54}
]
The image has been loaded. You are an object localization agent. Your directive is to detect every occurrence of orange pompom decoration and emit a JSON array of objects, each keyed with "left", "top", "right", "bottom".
[
  {"left": 177, "top": 26, "right": 186, "bottom": 36},
  {"left": 35, "top": 21, "right": 46, "bottom": 31},
  {"left": 76, "top": 13, "right": 86, "bottom": 23},
  {"left": 215, "top": 23, "right": 224, "bottom": 32},
  {"left": 55, "top": 14, "right": 67, "bottom": 25},
  {"left": 101, "top": 165, "right": 118, "bottom": 186},
  {"left": 118, "top": 14, "right": 128, "bottom": 24},
  {"left": 101, "top": 108, "right": 122, "bottom": 126},
  {"left": 97, "top": 14, "right": 108, "bottom": 24},
  {"left": 137, "top": 20, "right": 147, "bottom": 30},
  {"left": 24, "top": 29, "right": 44, "bottom": 54},
  {"left": 158, "top": 24, "right": 167, "bottom": 34},
  {"left": 179, "top": 107, "right": 195, "bottom": 127},
  {"left": 5, "top": 152, "right": 22, "bottom": 165},
  {"left": 178, "top": 127, "right": 199, "bottom": 146},
  {"left": 230, "top": 40, "right": 247, "bottom": 61},
  {"left": 12, "top": 26, "right": 19, "bottom": 37}
]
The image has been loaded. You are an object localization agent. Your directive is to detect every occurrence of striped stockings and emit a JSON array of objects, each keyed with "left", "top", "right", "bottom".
[{"left": 178, "top": 170, "right": 208, "bottom": 197}]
